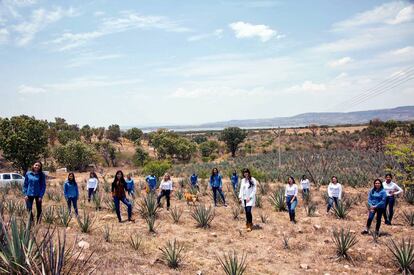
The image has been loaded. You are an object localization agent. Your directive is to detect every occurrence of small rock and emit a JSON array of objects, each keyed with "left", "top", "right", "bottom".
[
  {"left": 367, "top": 257, "right": 373, "bottom": 261},
  {"left": 350, "top": 230, "right": 356, "bottom": 233},
  {"left": 296, "top": 227, "right": 303, "bottom": 233},
  {"left": 196, "top": 271, "right": 202, "bottom": 275},
  {"left": 211, "top": 232, "right": 217, "bottom": 237},
  {"left": 344, "top": 265, "right": 349, "bottom": 269},
  {"left": 313, "top": 224, "right": 321, "bottom": 230},
  {"left": 300, "top": 264, "right": 309, "bottom": 269},
  {"left": 78, "top": 240, "right": 90, "bottom": 250}
]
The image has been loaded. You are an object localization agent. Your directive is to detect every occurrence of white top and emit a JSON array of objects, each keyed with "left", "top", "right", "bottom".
[
  {"left": 328, "top": 182, "right": 342, "bottom": 199},
  {"left": 87, "top": 178, "right": 98, "bottom": 190},
  {"left": 238, "top": 177, "right": 257, "bottom": 207},
  {"left": 285, "top": 184, "right": 298, "bottom": 197},
  {"left": 382, "top": 181, "right": 403, "bottom": 197},
  {"left": 160, "top": 179, "right": 173, "bottom": 190},
  {"left": 300, "top": 179, "right": 310, "bottom": 189}
]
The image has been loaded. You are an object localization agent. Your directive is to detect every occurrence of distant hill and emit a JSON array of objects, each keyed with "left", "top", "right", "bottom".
[{"left": 140, "top": 106, "right": 414, "bottom": 131}]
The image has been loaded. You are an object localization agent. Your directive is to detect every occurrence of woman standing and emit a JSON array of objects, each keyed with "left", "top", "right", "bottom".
[
  {"left": 238, "top": 168, "right": 257, "bottom": 232},
  {"left": 87, "top": 172, "right": 99, "bottom": 202},
  {"left": 210, "top": 168, "right": 227, "bottom": 207},
  {"left": 327, "top": 176, "right": 342, "bottom": 213},
  {"left": 362, "top": 179, "right": 387, "bottom": 236},
  {"left": 300, "top": 175, "right": 310, "bottom": 198},
  {"left": 157, "top": 173, "right": 173, "bottom": 210},
  {"left": 285, "top": 176, "right": 298, "bottom": 224},
  {"left": 64, "top": 172, "right": 79, "bottom": 215},
  {"left": 23, "top": 161, "right": 46, "bottom": 223},
  {"left": 111, "top": 170, "right": 133, "bottom": 223},
  {"left": 382, "top": 173, "right": 403, "bottom": 225}
]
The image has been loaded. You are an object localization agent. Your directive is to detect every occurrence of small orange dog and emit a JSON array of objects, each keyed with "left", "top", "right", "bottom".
[{"left": 184, "top": 192, "right": 198, "bottom": 205}]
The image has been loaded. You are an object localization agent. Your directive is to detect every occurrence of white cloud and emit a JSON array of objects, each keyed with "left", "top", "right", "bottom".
[
  {"left": 328, "top": 56, "right": 353, "bottom": 68},
  {"left": 229, "top": 21, "right": 279, "bottom": 42},
  {"left": 13, "top": 7, "right": 76, "bottom": 46},
  {"left": 170, "top": 86, "right": 270, "bottom": 99},
  {"left": 387, "top": 5, "right": 414, "bottom": 24},
  {"left": 286, "top": 81, "right": 327, "bottom": 93},
  {"left": 51, "top": 11, "right": 191, "bottom": 51},
  {"left": 0, "top": 28, "right": 9, "bottom": 43},
  {"left": 187, "top": 29, "right": 223, "bottom": 42},
  {"left": 94, "top": 11, "right": 105, "bottom": 17},
  {"left": 17, "top": 84, "right": 46, "bottom": 94},
  {"left": 66, "top": 52, "right": 124, "bottom": 68},
  {"left": 389, "top": 46, "right": 414, "bottom": 56}
]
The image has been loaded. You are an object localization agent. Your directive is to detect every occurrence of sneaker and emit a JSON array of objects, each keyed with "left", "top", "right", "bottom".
[{"left": 361, "top": 229, "right": 369, "bottom": 235}]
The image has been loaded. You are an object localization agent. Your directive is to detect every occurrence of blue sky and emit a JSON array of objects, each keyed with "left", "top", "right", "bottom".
[{"left": 1, "top": 0, "right": 413, "bottom": 127}]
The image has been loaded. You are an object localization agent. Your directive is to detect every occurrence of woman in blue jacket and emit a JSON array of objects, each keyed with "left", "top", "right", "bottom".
[
  {"left": 210, "top": 168, "right": 227, "bottom": 207},
  {"left": 361, "top": 179, "right": 387, "bottom": 236},
  {"left": 23, "top": 161, "right": 46, "bottom": 223},
  {"left": 64, "top": 172, "right": 79, "bottom": 215}
]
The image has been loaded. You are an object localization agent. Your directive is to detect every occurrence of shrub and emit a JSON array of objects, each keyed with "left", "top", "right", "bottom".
[
  {"left": 54, "top": 140, "right": 97, "bottom": 171},
  {"left": 142, "top": 160, "right": 172, "bottom": 179},
  {"left": 159, "top": 239, "right": 185, "bottom": 269},
  {"left": 191, "top": 204, "right": 215, "bottom": 228},
  {"left": 217, "top": 250, "right": 247, "bottom": 275},
  {"left": 332, "top": 227, "right": 358, "bottom": 260},
  {"left": 386, "top": 238, "right": 414, "bottom": 274}
]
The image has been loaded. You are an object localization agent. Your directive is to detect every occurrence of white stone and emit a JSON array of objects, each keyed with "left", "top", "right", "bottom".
[{"left": 78, "top": 240, "right": 90, "bottom": 250}]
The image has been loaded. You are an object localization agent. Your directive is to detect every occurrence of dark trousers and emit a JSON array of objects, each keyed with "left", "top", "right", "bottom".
[
  {"left": 66, "top": 197, "right": 78, "bottom": 215},
  {"left": 327, "top": 197, "right": 339, "bottom": 212},
  {"left": 383, "top": 196, "right": 395, "bottom": 224},
  {"left": 244, "top": 200, "right": 252, "bottom": 224},
  {"left": 88, "top": 188, "right": 96, "bottom": 202},
  {"left": 302, "top": 188, "right": 310, "bottom": 199},
  {"left": 212, "top": 187, "right": 226, "bottom": 205},
  {"left": 367, "top": 208, "right": 384, "bottom": 232},
  {"left": 26, "top": 196, "right": 42, "bottom": 223},
  {"left": 157, "top": 190, "right": 171, "bottom": 208},
  {"left": 113, "top": 196, "right": 132, "bottom": 222}
]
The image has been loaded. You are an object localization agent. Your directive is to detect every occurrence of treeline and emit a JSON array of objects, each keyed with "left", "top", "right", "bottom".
[{"left": 0, "top": 116, "right": 248, "bottom": 173}]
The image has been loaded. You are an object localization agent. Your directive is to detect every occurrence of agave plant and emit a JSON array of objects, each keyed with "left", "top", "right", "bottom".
[
  {"left": 170, "top": 206, "right": 183, "bottom": 224},
  {"left": 217, "top": 250, "right": 247, "bottom": 275},
  {"left": 105, "top": 198, "right": 116, "bottom": 213},
  {"left": 145, "top": 215, "right": 157, "bottom": 233},
  {"left": 405, "top": 187, "right": 414, "bottom": 205},
  {"left": 43, "top": 206, "right": 56, "bottom": 224},
  {"left": 77, "top": 211, "right": 95, "bottom": 233},
  {"left": 268, "top": 188, "right": 287, "bottom": 212},
  {"left": 402, "top": 211, "right": 414, "bottom": 227},
  {"left": 102, "top": 224, "right": 112, "bottom": 243},
  {"left": 138, "top": 193, "right": 160, "bottom": 219},
  {"left": 259, "top": 212, "right": 269, "bottom": 224},
  {"left": 333, "top": 200, "right": 350, "bottom": 219},
  {"left": 386, "top": 238, "right": 414, "bottom": 274},
  {"left": 175, "top": 189, "right": 184, "bottom": 201},
  {"left": 159, "top": 239, "right": 185, "bottom": 269},
  {"left": 57, "top": 206, "right": 72, "bottom": 228},
  {"left": 304, "top": 202, "right": 317, "bottom": 217},
  {"left": 332, "top": 227, "right": 358, "bottom": 260},
  {"left": 255, "top": 195, "right": 263, "bottom": 208},
  {"left": 191, "top": 204, "right": 215, "bottom": 228},
  {"left": 5, "top": 200, "right": 18, "bottom": 216},
  {"left": 93, "top": 192, "right": 103, "bottom": 211}
]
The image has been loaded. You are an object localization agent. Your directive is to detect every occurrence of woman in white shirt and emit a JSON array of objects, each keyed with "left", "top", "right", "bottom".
[
  {"left": 382, "top": 173, "right": 403, "bottom": 225},
  {"left": 157, "top": 173, "right": 173, "bottom": 210},
  {"left": 327, "top": 176, "right": 342, "bottom": 213},
  {"left": 238, "top": 168, "right": 257, "bottom": 232},
  {"left": 285, "top": 176, "right": 298, "bottom": 224},
  {"left": 300, "top": 175, "right": 310, "bottom": 198},
  {"left": 86, "top": 172, "right": 99, "bottom": 202}
]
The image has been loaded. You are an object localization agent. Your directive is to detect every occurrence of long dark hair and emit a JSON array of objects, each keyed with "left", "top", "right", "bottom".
[
  {"left": 67, "top": 172, "right": 76, "bottom": 184},
  {"left": 211, "top": 168, "right": 219, "bottom": 178},
  {"left": 31, "top": 161, "right": 43, "bottom": 173},
  {"left": 242, "top": 168, "right": 254, "bottom": 188},
  {"left": 90, "top": 172, "right": 97, "bottom": 179},
  {"left": 287, "top": 176, "right": 295, "bottom": 185},
  {"left": 371, "top": 178, "right": 383, "bottom": 194},
  {"left": 301, "top": 175, "right": 306, "bottom": 180},
  {"left": 113, "top": 170, "right": 126, "bottom": 185}
]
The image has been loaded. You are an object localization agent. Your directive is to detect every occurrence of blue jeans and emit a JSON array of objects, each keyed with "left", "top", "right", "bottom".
[
  {"left": 367, "top": 207, "right": 384, "bottom": 232},
  {"left": 212, "top": 186, "right": 226, "bottom": 205},
  {"left": 383, "top": 196, "right": 395, "bottom": 224},
  {"left": 286, "top": 196, "right": 298, "bottom": 214},
  {"left": 113, "top": 196, "right": 132, "bottom": 222},
  {"left": 26, "top": 196, "right": 42, "bottom": 223},
  {"left": 327, "top": 197, "right": 339, "bottom": 212},
  {"left": 66, "top": 197, "right": 78, "bottom": 215},
  {"left": 231, "top": 182, "right": 238, "bottom": 191}
]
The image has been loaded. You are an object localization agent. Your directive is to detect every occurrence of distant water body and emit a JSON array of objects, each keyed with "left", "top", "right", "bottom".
[{"left": 140, "top": 125, "right": 296, "bottom": 133}]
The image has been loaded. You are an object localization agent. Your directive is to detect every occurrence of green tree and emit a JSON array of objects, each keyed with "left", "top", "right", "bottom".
[
  {"left": 123, "top": 127, "right": 143, "bottom": 143},
  {"left": 57, "top": 130, "right": 81, "bottom": 145},
  {"left": 386, "top": 141, "right": 414, "bottom": 186},
  {"left": 94, "top": 141, "right": 117, "bottom": 167},
  {"left": 81, "top": 125, "right": 93, "bottom": 143},
  {"left": 54, "top": 141, "right": 97, "bottom": 171},
  {"left": 148, "top": 129, "right": 197, "bottom": 161},
  {"left": 106, "top": 124, "right": 121, "bottom": 143},
  {"left": 143, "top": 160, "right": 172, "bottom": 179},
  {"left": 362, "top": 119, "right": 388, "bottom": 152},
  {"left": 219, "top": 127, "right": 247, "bottom": 157},
  {"left": 192, "top": 135, "right": 207, "bottom": 144},
  {"left": 133, "top": 146, "right": 149, "bottom": 167},
  {"left": 199, "top": 140, "right": 219, "bottom": 157},
  {"left": 93, "top": 127, "right": 105, "bottom": 141},
  {"left": 0, "top": 115, "right": 48, "bottom": 173}
]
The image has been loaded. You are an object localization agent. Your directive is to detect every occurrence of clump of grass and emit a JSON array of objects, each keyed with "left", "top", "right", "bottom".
[
  {"left": 232, "top": 206, "right": 241, "bottom": 220},
  {"left": 43, "top": 206, "right": 55, "bottom": 224},
  {"left": 217, "top": 250, "right": 247, "bottom": 275},
  {"left": 268, "top": 188, "right": 286, "bottom": 212},
  {"left": 191, "top": 204, "right": 215, "bottom": 229},
  {"left": 77, "top": 211, "right": 95, "bottom": 233},
  {"left": 332, "top": 227, "right": 358, "bottom": 261},
  {"left": 129, "top": 234, "right": 142, "bottom": 250},
  {"left": 386, "top": 238, "right": 414, "bottom": 274},
  {"left": 57, "top": 206, "right": 72, "bottom": 227},
  {"left": 159, "top": 239, "right": 185, "bottom": 269},
  {"left": 170, "top": 206, "right": 183, "bottom": 224},
  {"left": 333, "top": 200, "right": 350, "bottom": 219},
  {"left": 403, "top": 211, "right": 414, "bottom": 227},
  {"left": 259, "top": 212, "right": 268, "bottom": 224}
]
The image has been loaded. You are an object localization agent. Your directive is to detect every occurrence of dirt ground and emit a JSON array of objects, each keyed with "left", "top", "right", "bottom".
[{"left": 5, "top": 170, "right": 412, "bottom": 275}]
